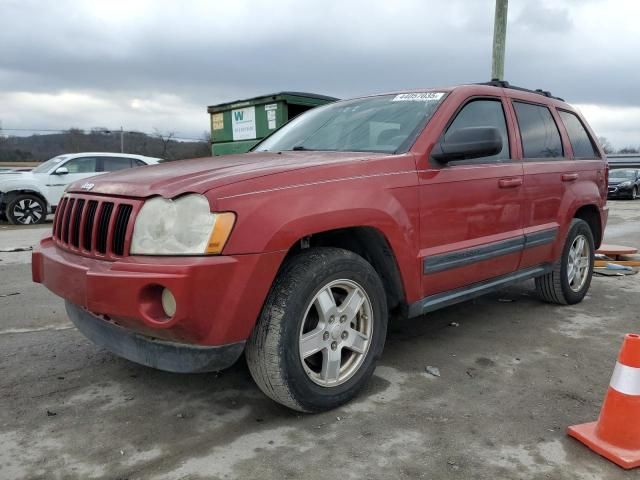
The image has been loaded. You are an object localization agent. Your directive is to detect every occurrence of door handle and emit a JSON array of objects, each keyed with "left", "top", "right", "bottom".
[
  {"left": 562, "top": 173, "right": 579, "bottom": 182},
  {"left": 498, "top": 177, "right": 523, "bottom": 188}
]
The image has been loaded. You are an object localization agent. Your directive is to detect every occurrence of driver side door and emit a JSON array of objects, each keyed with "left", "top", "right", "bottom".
[
  {"left": 46, "top": 156, "right": 99, "bottom": 207},
  {"left": 418, "top": 96, "right": 525, "bottom": 298}
]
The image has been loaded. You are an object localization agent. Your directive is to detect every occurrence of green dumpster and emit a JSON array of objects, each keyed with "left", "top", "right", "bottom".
[{"left": 207, "top": 91, "right": 338, "bottom": 156}]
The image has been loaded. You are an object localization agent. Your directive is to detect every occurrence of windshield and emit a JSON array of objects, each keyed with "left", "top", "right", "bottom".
[
  {"left": 32, "top": 155, "right": 69, "bottom": 173},
  {"left": 610, "top": 169, "right": 636, "bottom": 180},
  {"left": 255, "top": 92, "right": 446, "bottom": 153}
]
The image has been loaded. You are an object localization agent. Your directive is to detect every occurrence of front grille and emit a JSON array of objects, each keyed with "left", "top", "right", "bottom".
[{"left": 53, "top": 194, "right": 141, "bottom": 259}]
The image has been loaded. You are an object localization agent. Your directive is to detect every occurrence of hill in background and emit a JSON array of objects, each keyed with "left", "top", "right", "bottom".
[{"left": 0, "top": 129, "right": 211, "bottom": 162}]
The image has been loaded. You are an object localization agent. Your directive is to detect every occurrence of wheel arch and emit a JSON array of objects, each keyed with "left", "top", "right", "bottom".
[
  {"left": 573, "top": 204, "right": 602, "bottom": 249},
  {"left": 285, "top": 226, "right": 407, "bottom": 314},
  {"left": 3, "top": 189, "right": 49, "bottom": 208}
]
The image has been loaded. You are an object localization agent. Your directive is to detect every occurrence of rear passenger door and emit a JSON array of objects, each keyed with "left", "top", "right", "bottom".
[
  {"left": 418, "top": 97, "right": 525, "bottom": 297},
  {"left": 509, "top": 100, "right": 602, "bottom": 270}
]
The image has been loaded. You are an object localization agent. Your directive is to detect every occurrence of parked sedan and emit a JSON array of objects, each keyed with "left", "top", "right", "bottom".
[
  {"left": 608, "top": 168, "right": 640, "bottom": 200},
  {"left": 0, "top": 153, "right": 160, "bottom": 224}
]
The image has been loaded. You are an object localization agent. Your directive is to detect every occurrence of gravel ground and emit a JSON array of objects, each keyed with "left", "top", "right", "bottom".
[{"left": 1, "top": 202, "right": 639, "bottom": 480}]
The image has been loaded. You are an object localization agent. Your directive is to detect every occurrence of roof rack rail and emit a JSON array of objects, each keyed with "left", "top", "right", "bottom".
[{"left": 477, "top": 80, "right": 565, "bottom": 102}]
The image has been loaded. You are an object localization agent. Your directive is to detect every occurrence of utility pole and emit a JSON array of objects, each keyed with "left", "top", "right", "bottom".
[
  {"left": 491, "top": 0, "right": 508, "bottom": 81},
  {"left": 120, "top": 126, "right": 124, "bottom": 153}
]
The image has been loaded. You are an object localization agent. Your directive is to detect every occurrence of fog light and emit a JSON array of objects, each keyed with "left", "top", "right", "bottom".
[{"left": 161, "top": 288, "right": 177, "bottom": 318}]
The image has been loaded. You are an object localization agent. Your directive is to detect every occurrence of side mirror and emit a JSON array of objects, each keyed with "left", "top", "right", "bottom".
[
  {"left": 431, "top": 127, "right": 503, "bottom": 163},
  {"left": 54, "top": 167, "right": 69, "bottom": 175}
]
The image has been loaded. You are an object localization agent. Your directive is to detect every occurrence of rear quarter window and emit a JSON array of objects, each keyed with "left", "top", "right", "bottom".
[
  {"left": 102, "top": 157, "right": 134, "bottom": 172},
  {"left": 513, "top": 102, "right": 563, "bottom": 159},
  {"left": 558, "top": 111, "right": 599, "bottom": 159}
]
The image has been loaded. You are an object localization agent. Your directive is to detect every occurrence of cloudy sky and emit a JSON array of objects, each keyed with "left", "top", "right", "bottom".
[{"left": 1, "top": 0, "right": 638, "bottom": 148}]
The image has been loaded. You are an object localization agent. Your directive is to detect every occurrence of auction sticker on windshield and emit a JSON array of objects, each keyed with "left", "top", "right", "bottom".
[{"left": 392, "top": 92, "right": 444, "bottom": 102}]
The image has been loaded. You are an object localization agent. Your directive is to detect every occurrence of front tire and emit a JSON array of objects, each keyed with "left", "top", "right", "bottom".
[
  {"left": 535, "top": 219, "right": 594, "bottom": 305},
  {"left": 246, "top": 247, "right": 388, "bottom": 412},
  {"left": 631, "top": 186, "right": 638, "bottom": 200},
  {"left": 6, "top": 194, "right": 47, "bottom": 225}
]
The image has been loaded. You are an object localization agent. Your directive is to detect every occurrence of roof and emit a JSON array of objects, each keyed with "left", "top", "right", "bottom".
[
  {"left": 302, "top": 81, "right": 570, "bottom": 109},
  {"left": 475, "top": 80, "right": 565, "bottom": 101},
  {"left": 63, "top": 152, "right": 161, "bottom": 161},
  {"left": 207, "top": 91, "right": 339, "bottom": 112}
]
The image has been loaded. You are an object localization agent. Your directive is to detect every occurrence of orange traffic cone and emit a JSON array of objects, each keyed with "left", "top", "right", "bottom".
[{"left": 568, "top": 333, "right": 640, "bottom": 469}]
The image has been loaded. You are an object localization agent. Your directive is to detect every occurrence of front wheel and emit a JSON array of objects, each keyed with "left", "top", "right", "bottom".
[
  {"left": 535, "top": 219, "right": 594, "bottom": 305},
  {"left": 246, "top": 247, "right": 388, "bottom": 412},
  {"left": 6, "top": 194, "right": 47, "bottom": 225},
  {"left": 631, "top": 186, "right": 638, "bottom": 200}
]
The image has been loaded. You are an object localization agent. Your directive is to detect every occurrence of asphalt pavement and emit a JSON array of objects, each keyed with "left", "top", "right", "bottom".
[{"left": 1, "top": 202, "right": 639, "bottom": 479}]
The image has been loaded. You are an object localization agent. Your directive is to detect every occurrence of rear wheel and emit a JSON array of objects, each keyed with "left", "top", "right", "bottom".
[
  {"left": 6, "top": 194, "right": 46, "bottom": 225},
  {"left": 535, "top": 219, "right": 594, "bottom": 305},
  {"left": 246, "top": 247, "right": 388, "bottom": 412},
  {"left": 631, "top": 186, "right": 638, "bottom": 200}
]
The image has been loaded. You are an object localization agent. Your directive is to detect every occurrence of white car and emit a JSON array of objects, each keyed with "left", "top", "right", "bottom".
[{"left": 0, "top": 153, "right": 161, "bottom": 225}]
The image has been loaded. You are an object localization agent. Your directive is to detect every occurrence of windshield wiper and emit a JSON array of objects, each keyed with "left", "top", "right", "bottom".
[{"left": 292, "top": 145, "right": 313, "bottom": 151}]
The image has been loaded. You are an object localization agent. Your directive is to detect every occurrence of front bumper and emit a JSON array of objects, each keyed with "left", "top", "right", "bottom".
[
  {"left": 33, "top": 236, "right": 285, "bottom": 347},
  {"left": 608, "top": 186, "right": 633, "bottom": 198},
  {"left": 66, "top": 302, "right": 245, "bottom": 372}
]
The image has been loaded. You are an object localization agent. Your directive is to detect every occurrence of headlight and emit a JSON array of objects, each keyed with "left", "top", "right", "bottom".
[
  {"left": 130, "top": 194, "right": 235, "bottom": 255},
  {"left": 620, "top": 181, "right": 632, "bottom": 187}
]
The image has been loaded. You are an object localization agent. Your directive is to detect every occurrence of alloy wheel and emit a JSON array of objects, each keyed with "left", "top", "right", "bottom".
[
  {"left": 298, "top": 279, "right": 373, "bottom": 387},
  {"left": 567, "top": 234, "right": 590, "bottom": 292},
  {"left": 12, "top": 199, "right": 43, "bottom": 225}
]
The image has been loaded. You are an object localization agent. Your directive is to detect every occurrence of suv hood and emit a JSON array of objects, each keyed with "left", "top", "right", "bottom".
[
  {"left": 0, "top": 171, "right": 38, "bottom": 190},
  {"left": 67, "top": 151, "right": 384, "bottom": 198}
]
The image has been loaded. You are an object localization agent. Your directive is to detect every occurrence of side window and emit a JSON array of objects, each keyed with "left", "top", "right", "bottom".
[
  {"left": 445, "top": 99, "right": 510, "bottom": 162},
  {"left": 62, "top": 157, "right": 97, "bottom": 174},
  {"left": 513, "top": 102, "right": 563, "bottom": 158},
  {"left": 103, "top": 157, "right": 134, "bottom": 172},
  {"left": 558, "top": 111, "right": 599, "bottom": 159}
]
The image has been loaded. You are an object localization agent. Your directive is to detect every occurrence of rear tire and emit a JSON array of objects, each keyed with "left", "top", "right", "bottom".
[
  {"left": 246, "top": 247, "right": 388, "bottom": 412},
  {"left": 631, "top": 186, "right": 638, "bottom": 200},
  {"left": 6, "top": 194, "right": 47, "bottom": 225},
  {"left": 535, "top": 219, "right": 594, "bottom": 305}
]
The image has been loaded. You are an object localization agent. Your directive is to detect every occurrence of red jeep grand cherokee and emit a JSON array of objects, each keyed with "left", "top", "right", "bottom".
[{"left": 33, "top": 82, "right": 608, "bottom": 412}]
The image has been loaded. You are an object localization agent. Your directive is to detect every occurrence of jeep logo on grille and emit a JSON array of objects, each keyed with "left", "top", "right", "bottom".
[{"left": 81, "top": 183, "right": 95, "bottom": 191}]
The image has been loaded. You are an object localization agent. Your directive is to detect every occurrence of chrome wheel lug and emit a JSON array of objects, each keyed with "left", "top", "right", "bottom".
[
  {"left": 329, "top": 315, "right": 335, "bottom": 324},
  {"left": 340, "top": 315, "right": 347, "bottom": 323},
  {"left": 331, "top": 342, "right": 337, "bottom": 351},
  {"left": 323, "top": 332, "right": 329, "bottom": 341},
  {"left": 341, "top": 331, "right": 348, "bottom": 340}
]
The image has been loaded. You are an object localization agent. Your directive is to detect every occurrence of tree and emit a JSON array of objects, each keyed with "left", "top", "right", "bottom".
[
  {"left": 64, "top": 128, "right": 85, "bottom": 153},
  {"left": 618, "top": 147, "right": 639, "bottom": 154},
  {"left": 152, "top": 129, "right": 176, "bottom": 160},
  {"left": 597, "top": 136, "right": 614, "bottom": 154}
]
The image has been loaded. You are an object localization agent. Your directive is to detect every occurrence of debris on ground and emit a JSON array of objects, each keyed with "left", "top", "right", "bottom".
[
  {"left": 605, "top": 262, "right": 633, "bottom": 271},
  {"left": 0, "top": 292, "right": 19, "bottom": 298},
  {"left": 46, "top": 410, "right": 57, "bottom": 416},
  {"left": 594, "top": 262, "right": 638, "bottom": 276},
  {"left": 498, "top": 298, "right": 514, "bottom": 303},
  {"left": 425, "top": 366, "right": 441, "bottom": 377},
  {"left": 449, "top": 322, "right": 460, "bottom": 327},
  {"left": 0, "top": 246, "right": 33, "bottom": 252}
]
